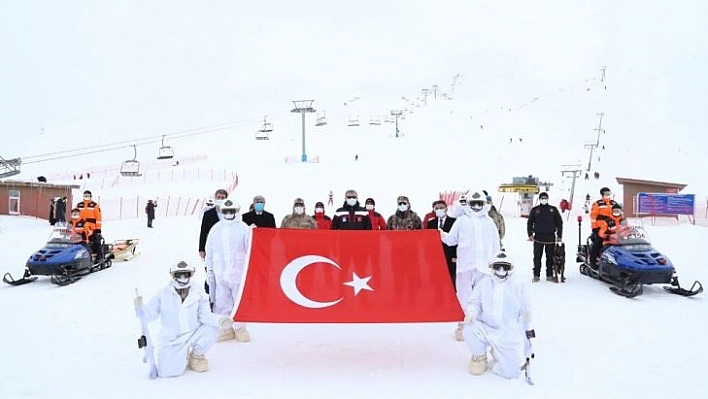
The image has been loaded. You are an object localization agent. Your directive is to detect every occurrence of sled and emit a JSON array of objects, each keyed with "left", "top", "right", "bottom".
[{"left": 111, "top": 238, "right": 140, "bottom": 261}]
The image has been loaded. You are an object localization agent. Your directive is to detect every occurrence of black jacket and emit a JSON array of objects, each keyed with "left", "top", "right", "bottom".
[
  {"left": 527, "top": 204, "right": 563, "bottom": 239},
  {"left": 199, "top": 208, "right": 220, "bottom": 252},
  {"left": 427, "top": 216, "right": 457, "bottom": 265},
  {"left": 145, "top": 202, "right": 156, "bottom": 219},
  {"left": 242, "top": 210, "right": 277, "bottom": 228},
  {"left": 331, "top": 202, "right": 372, "bottom": 230}
]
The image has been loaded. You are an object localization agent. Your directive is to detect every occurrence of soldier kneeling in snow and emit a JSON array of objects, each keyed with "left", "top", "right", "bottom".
[
  {"left": 463, "top": 252, "right": 533, "bottom": 379},
  {"left": 136, "top": 261, "right": 231, "bottom": 377}
]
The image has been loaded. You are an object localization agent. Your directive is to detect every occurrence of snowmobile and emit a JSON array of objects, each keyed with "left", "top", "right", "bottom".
[
  {"left": 576, "top": 220, "right": 703, "bottom": 298},
  {"left": 3, "top": 227, "right": 115, "bottom": 286}
]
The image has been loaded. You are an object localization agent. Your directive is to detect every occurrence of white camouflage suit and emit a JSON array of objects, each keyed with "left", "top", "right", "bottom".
[
  {"left": 441, "top": 204, "right": 500, "bottom": 313},
  {"left": 463, "top": 273, "right": 531, "bottom": 379},
  {"left": 204, "top": 218, "right": 251, "bottom": 328},
  {"left": 144, "top": 281, "right": 220, "bottom": 377}
]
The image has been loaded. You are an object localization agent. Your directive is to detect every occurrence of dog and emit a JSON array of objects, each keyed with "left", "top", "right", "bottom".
[{"left": 552, "top": 242, "right": 566, "bottom": 283}]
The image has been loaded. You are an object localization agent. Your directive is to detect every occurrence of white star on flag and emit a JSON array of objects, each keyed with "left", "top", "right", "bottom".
[{"left": 343, "top": 272, "right": 373, "bottom": 295}]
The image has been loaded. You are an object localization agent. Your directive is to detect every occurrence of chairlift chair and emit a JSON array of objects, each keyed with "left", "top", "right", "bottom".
[
  {"left": 369, "top": 116, "right": 381, "bottom": 126},
  {"left": 315, "top": 111, "right": 328, "bottom": 126},
  {"left": 157, "top": 135, "right": 174, "bottom": 160},
  {"left": 347, "top": 116, "right": 360, "bottom": 127},
  {"left": 256, "top": 116, "right": 272, "bottom": 140},
  {"left": 120, "top": 145, "right": 142, "bottom": 177}
]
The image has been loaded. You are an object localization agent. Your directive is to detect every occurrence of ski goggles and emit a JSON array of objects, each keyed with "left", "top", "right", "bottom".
[
  {"left": 469, "top": 201, "right": 485, "bottom": 209},
  {"left": 491, "top": 262, "right": 512, "bottom": 271},
  {"left": 173, "top": 271, "right": 192, "bottom": 279}
]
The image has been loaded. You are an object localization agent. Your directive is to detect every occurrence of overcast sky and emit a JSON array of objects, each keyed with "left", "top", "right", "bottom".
[{"left": 1, "top": 1, "right": 707, "bottom": 166}]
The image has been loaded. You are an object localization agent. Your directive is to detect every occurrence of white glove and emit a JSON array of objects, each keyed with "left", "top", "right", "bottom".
[
  {"left": 464, "top": 314, "right": 476, "bottom": 325},
  {"left": 249, "top": 224, "right": 257, "bottom": 229},
  {"left": 133, "top": 295, "right": 144, "bottom": 308},
  {"left": 218, "top": 316, "right": 233, "bottom": 330},
  {"left": 206, "top": 270, "right": 216, "bottom": 304}
]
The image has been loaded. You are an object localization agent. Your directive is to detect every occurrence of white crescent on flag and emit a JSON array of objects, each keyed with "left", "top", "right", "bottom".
[{"left": 280, "top": 255, "right": 344, "bottom": 309}]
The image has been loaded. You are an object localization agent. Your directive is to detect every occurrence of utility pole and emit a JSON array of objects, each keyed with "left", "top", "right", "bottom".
[
  {"left": 390, "top": 110, "right": 403, "bottom": 138},
  {"left": 561, "top": 164, "right": 583, "bottom": 221},
  {"left": 584, "top": 112, "right": 605, "bottom": 171},
  {"left": 291, "top": 100, "right": 316, "bottom": 162}
]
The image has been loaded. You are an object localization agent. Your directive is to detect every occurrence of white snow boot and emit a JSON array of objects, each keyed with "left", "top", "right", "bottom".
[
  {"left": 188, "top": 353, "right": 209, "bottom": 372},
  {"left": 235, "top": 326, "right": 251, "bottom": 343},
  {"left": 216, "top": 328, "right": 235, "bottom": 343},
  {"left": 454, "top": 323, "right": 465, "bottom": 342},
  {"left": 468, "top": 354, "right": 488, "bottom": 375}
]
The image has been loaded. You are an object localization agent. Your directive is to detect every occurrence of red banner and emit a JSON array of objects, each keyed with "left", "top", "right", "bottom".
[{"left": 234, "top": 228, "right": 463, "bottom": 323}]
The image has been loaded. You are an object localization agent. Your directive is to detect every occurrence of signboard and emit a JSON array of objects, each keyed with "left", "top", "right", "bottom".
[{"left": 636, "top": 192, "right": 695, "bottom": 215}]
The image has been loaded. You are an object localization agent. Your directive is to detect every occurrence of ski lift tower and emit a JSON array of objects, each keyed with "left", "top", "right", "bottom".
[
  {"left": 291, "top": 100, "right": 316, "bottom": 162},
  {"left": 390, "top": 110, "right": 403, "bottom": 138}
]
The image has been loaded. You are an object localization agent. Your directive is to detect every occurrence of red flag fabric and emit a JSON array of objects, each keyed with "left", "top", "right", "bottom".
[{"left": 234, "top": 228, "right": 464, "bottom": 323}]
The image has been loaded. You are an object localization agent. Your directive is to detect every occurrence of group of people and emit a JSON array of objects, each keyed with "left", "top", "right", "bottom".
[{"left": 140, "top": 186, "right": 624, "bottom": 381}]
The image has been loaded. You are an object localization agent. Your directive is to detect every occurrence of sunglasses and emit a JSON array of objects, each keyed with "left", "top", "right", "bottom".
[
  {"left": 173, "top": 271, "right": 192, "bottom": 279},
  {"left": 222, "top": 209, "right": 237, "bottom": 214},
  {"left": 469, "top": 201, "right": 484, "bottom": 208},
  {"left": 398, "top": 202, "right": 408, "bottom": 206},
  {"left": 346, "top": 196, "right": 357, "bottom": 199},
  {"left": 491, "top": 263, "right": 512, "bottom": 271}
]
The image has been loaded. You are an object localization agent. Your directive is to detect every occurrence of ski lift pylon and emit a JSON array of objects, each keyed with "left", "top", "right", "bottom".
[
  {"left": 157, "top": 135, "right": 174, "bottom": 160},
  {"left": 120, "top": 145, "right": 142, "bottom": 177}
]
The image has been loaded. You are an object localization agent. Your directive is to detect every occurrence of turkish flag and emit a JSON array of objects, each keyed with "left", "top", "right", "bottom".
[{"left": 234, "top": 228, "right": 463, "bottom": 323}]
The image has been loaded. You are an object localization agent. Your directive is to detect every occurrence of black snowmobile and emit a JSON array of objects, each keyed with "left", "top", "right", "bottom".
[
  {"left": 3, "top": 227, "right": 114, "bottom": 286},
  {"left": 575, "top": 218, "right": 703, "bottom": 298}
]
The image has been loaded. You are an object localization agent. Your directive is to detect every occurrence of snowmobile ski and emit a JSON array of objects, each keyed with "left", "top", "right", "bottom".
[
  {"left": 2, "top": 271, "right": 38, "bottom": 286},
  {"left": 664, "top": 278, "right": 703, "bottom": 297}
]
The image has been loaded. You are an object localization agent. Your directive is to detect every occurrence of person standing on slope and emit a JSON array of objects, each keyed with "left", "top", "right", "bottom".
[{"left": 205, "top": 200, "right": 252, "bottom": 343}]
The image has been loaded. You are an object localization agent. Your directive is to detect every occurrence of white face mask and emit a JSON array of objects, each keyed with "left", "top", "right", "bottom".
[
  {"left": 539, "top": 199, "right": 548, "bottom": 205},
  {"left": 346, "top": 198, "right": 357, "bottom": 206},
  {"left": 365, "top": 204, "right": 374, "bottom": 211},
  {"left": 294, "top": 206, "right": 304, "bottom": 215},
  {"left": 315, "top": 207, "right": 324, "bottom": 214},
  {"left": 215, "top": 199, "right": 226, "bottom": 208},
  {"left": 612, "top": 211, "right": 621, "bottom": 217},
  {"left": 435, "top": 209, "right": 447, "bottom": 218},
  {"left": 398, "top": 204, "right": 409, "bottom": 212}
]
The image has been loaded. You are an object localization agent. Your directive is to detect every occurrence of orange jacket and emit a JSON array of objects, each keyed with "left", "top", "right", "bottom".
[
  {"left": 77, "top": 199, "right": 102, "bottom": 230},
  {"left": 70, "top": 219, "right": 94, "bottom": 243},
  {"left": 590, "top": 198, "right": 619, "bottom": 231},
  {"left": 597, "top": 214, "right": 624, "bottom": 245}
]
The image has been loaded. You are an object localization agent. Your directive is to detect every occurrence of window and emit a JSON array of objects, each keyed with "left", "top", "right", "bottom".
[{"left": 8, "top": 189, "right": 20, "bottom": 215}]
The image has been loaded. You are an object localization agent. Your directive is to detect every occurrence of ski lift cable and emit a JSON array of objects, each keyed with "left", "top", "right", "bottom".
[{"left": 20, "top": 112, "right": 290, "bottom": 165}]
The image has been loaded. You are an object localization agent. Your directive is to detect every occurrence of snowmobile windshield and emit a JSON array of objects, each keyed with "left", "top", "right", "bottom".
[
  {"left": 614, "top": 225, "right": 651, "bottom": 246},
  {"left": 46, "top": 228, "right": 84, "bottom": 246}
]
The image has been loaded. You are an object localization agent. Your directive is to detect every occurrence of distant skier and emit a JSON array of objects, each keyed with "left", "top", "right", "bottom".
[{"left": 327, "top": 190, "right": 334, "bottom": 206}]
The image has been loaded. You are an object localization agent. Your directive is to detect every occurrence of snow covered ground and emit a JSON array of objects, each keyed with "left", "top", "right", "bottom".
[
  {"left": 1, "top": 213, "right": 706, "bottom": 399},
  {"left": 2, "top": 1, "right": 708, "bottom": 398}
]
